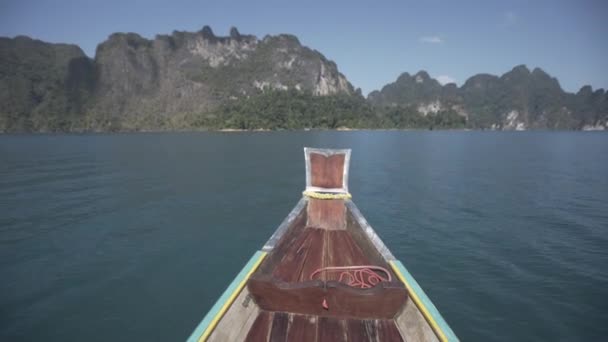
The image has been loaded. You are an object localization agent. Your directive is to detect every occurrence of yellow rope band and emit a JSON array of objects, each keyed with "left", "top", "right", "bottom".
[{"left": 302, "top": 191, "right": 352, "bottom": 200}]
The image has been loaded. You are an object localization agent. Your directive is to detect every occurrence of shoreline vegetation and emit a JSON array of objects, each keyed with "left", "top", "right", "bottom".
[
  {"left": 2, "top": 127, "right": 605, "bottom": 135},
  {"left": 2, "top": 31, "right": 607, "bottom": 133}
]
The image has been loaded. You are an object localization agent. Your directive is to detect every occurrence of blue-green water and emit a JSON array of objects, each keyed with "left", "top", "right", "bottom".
[{"left": 1, "top": 131, "right": 607, "bottom": 341}]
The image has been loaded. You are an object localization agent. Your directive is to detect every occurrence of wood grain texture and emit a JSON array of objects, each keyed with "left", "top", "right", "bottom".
[
  {"left": 325, "top": 230, "right": 371, "bottom": 281},
  {"left": 345, "top": 209, "right": 393, "bottom": 267},
  {"left": 377, "top": 319, "right": 405, "bottom": 342},
  {"left": 243, "top": 203, "right": 411, "bottom": 339},
  {"left": 269, "top": 227, "right": 381, "bottom": 283},
  {"left": 363, "top": 319, "right": 379, "bottom": 341},
  {"left": 207, "top": 288, "right": 260, "bottom": 342},
  {"left": 395, "top": 296, "right": 440, "bottom": 342},
  {"left": 249, "top": 225, "right": 408, "bottom": 320},
  {"left": 346, "top": 319, "right": 373, "bottom": 342},
  {"left": 248, "top": 276, "right": 407, "bottom": 319},
  {"left": 307, "top": 199, "right": 346, "bottom": 230},
  {"left": 271, "top": 226, "right": 316, "bottom": 282},
  {"left": 245, "top": 311, "right": 273, "bottom": 342},
  {"left": 243, "top": 311, "right": 405, "bottom": 342},
  {"left": 309, "top": 153, "right": 345, "bottom": 189},
  {"left": 297, "top": 228, "right": 326, "bottom": 282},
  {"left": 248, "top": 276, "right": 326, "bottom": 315},
  {"left": 325, "top": 281, "right": 407, "bottom": 319},
  {"left": 318, "top": 316, "right": 347, "bottom": 342},
  {"left": 286, "top": 314, "right": 318, "bottom": 341},
  {"left": 256, "top": 212, "right": 307, "bottom": 275},
  {"left": 269, "top": 312, "right": 289, "bottom": 342}
]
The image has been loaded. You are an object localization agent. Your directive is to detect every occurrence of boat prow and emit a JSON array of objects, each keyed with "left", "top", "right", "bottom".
[{"left": 187, "top": 148, "right": 458, "bottom": 341}]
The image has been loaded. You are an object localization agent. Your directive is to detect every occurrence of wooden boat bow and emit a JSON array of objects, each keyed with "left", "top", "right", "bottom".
[{"left": 186, "top": 148, "right": 459, "bottom": 342}]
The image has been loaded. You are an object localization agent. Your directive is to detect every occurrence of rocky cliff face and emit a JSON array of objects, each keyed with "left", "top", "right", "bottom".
[
  {"left": 89, "top": 26, "right": 353, "bottom": 129},
  {"left": 0, "top": 26, "right": 354, "bottom": 131},
  {"left": 0, "top": 36, "right": 94, "bottom": 131},
  {"left": 369, "top": 65, "right": 608, "bottom": 130}
]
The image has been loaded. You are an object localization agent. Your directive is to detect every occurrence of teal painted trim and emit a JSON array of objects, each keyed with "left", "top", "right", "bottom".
[
  {"left": 393, "top": 260, "right": 459, "bottom": 342},
  {"left": 186, "top": 251, "right": 265, "bottom": 342}
]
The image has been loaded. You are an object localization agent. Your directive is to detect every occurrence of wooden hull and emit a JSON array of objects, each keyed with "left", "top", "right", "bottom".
[{"left": 186, "top": 198, "right": 458, "bottom": 342}]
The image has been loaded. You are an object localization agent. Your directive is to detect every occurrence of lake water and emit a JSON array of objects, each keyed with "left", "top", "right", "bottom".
[{"left": 1, "top": 131, "right": 607, "bottom": 341}]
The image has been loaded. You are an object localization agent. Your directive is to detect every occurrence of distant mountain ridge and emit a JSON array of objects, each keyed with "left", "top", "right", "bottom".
[
  {"left": 0, "top": 27, "right": 606, "bottom": 131},
  {"left": 369, "top": 66, "right": 607, "bottom": 130}
]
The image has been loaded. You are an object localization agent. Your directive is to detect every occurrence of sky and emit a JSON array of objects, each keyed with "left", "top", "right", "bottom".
[{"left": 1, "top": 0, "right": 607, "bottom": 95}]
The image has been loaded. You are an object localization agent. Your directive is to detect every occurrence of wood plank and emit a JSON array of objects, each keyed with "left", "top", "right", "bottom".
[
  {"left": 260, "top": 314, "right": 404, "bottom": 342},
  {"left": 325, "top": 231, "right": 372, "bottom": 281},
  {"left": 317, "top": 316, "right": 347, "bottom": 342},
  {"left": 286, "top": 314, "right": 318, "bottom": 341},
  {"left": 187, "top": 251, "right": 267, "bottom": 342},
  {"left": 307, "top": 199, "right": 346, "bottom": 230},
  {"left": 298, "top": 228, "right": 326, "bottom": 282},
  {"left": 325, "top": 282, "right": 407, "bottom": 319},
  {"left": 269, "top": 312, "right": 289, "bottom": 342},
  {"left": 377, "top": 319, "right": 404, "bottom": 342},
  {"left": 248, "top": 277, "right": 326, "bottom": 316},
  {"left": 345, "top": 319, "right": 373, "bottom": 342},
  {"left": 339, "top": 230, "right": 372, "bottom": 266},
  {"left": 325, "top": 230, "right": 343, "bottom": 281},
  {"left": 207, "top": 288, "right": 260, "bottom": 342},
  {"left": 272, "top": 227, "right": 314, "bottom": 282},
  {"left": 309, "top": 153, "right": 345, "bottom": 189},
  {"left": 395, "top": 297, "right": 440, "bottom": 342},
  {"left": 257, "top": 216, "right": 307, "bottom": 275},
  {"left": 364, "top": 320, "right": 379, "bottom": 341},
  {"left": 345, "top": 210, "right": 394, "bottom": 268},
  {"left": 245, "top": 311, "right": 273, "bottom": 342},
  {"left": 248, "top": 276, "right": 406, "bottom": 319}
]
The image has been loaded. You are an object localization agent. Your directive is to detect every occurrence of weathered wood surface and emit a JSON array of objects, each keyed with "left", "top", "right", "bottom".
[
  {"left": 245, "top": 311, "right": 403, "bottom": 342},
  {"left": 318, "top": 316, "right": 346, "bottom": 342},
  {"left": 248, "top": 277, "right": 325, "bottom": 316},
  {"left": 266, "top": 227, "right": 394, "bottom": 283},
  {"left": 269, "top": 312, "right": 289, "bottom": 342},
  {"left": 271, "top": 227, "right": 325, "bottom": 282},
  {"left": 324, "top": 230, "right": 370, "bottom": 281},
  {"left": 324, "top": 281, "right": 407, "bottom": 319},
  {"left": 394, "top": 296, "right": 440, "bottom": 342},
  {"left": 377, "top": 319, "right": 405, "bottom": 341},
  {"left": 309, "top": 152, "right": 345, "bottom": 189},
  {"left": 307, "top": 199, "right": 346, "bottom": 230},
  {"left": 286, "top": 314, "right": 318, "bottom": 341},
  {"left": 347, "top": 319, "right": 373, "bottom": 342},
  {"left": 345, "top": 207, "right": 394, "bottom": 266},
  {"left": 249, "top": 213, "right": 407, "bottom": 320},
  {"left": 245, "top": 311, "right": 273, "bottom": 342},
  {"left": 258, "top": 202, "right": 396, "bottom": 283},
  {"left": 298, "top": 229, "right": 326, "bottom": 282},
  {"left": 256, "top": 213, "right": 307, "bottom": 275},
  {"left": 345, "top": 201, "right": 396, "bottom": 261},
  {"left": 248, "top": 276, "right": 407, "bottom": 319},
  {"left": 262, "top": 198, "right": 307, "bottom": 252},
  {"left": 207, "top": 288, "right": 260, "bottom": 342}
]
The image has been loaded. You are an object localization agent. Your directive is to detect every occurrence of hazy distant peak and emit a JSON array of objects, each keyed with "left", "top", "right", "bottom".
[
  {"left": 200, "top": 25, "right": 215, "bottom": 38},
  {"left": 414, "top": 70, "right": 431, "bottom": 80},
  {"left": 509, "top": 64, "right": 530, "bottom": 74},
  {"left": 229, "top": 27, "right": 241, "bottom": 39}
]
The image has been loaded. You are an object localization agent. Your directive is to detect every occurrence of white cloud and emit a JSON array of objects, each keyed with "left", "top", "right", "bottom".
[
  {"left": 419, "top": 36, "right": 443, "bottom": 44},
  {"left": 436, "top": 75, "right": 456, "bottom": 85}
]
